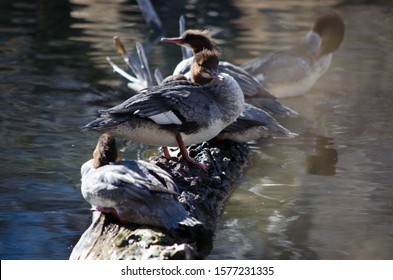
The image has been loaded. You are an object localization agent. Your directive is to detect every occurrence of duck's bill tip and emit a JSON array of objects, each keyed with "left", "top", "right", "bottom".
[
  {"left": 215, "top": 74, "right": 225, "bottom": 81},
  {"left": 161, "top": 37, "right": 184, "bottom": 44}
]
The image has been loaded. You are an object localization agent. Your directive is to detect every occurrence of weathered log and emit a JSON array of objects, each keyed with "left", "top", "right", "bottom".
[{"left": 70, "top": 139, "right": 249, "bottom": 260}]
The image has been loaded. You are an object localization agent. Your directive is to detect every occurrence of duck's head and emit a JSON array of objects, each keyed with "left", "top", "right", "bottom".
[
  {"left": 161, "top": 29, "right": 219, "bottom": 54},
  {"left": 312, "top": 12, "right": 345, "bottom": 57},
  {"left": 190, "top": 49, "right": 223, "bottom": 84},
  {"left": 92, "top": 133, "right": 118, "bottom": 168}
]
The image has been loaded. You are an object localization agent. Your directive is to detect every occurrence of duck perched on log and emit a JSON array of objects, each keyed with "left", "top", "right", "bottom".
[
  {"left": 84, "top": 49, "right": 244, "bottom": 171},
  {"left": 80, "top": 133, "right": 202, "bottom": 230}
]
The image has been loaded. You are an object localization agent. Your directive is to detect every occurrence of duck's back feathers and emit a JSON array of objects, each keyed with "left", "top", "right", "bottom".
[
  {"left": 81, "top": 159, "right": 202, "bottom": 229},
  {"left": 97, "top": 79, "right": 230, "bottom": 134}
]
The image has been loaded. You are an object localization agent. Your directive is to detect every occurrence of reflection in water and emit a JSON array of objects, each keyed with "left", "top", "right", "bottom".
[
  {"left": 306, "top": 136, "right": 338, "bottom": 176},
  {"left": 1, "top": 0, "right": 393, "bottom": 260}
]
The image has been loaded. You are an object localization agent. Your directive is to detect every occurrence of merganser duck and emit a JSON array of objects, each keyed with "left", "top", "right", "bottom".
[
  {"left": 218, "top": 103, "right": 297, "bottom": 142},
  {"left": 81, "top": 133, "right": 201, "bottom": 229},
  {"left": 242, "top": 12, "right": 345, "bottom": 98},
  {"left": 84, "top": 49, "right": 244, "bottom": 171},
  {"left": 161, "top": 30, "right": 298, "bottom": 117}
]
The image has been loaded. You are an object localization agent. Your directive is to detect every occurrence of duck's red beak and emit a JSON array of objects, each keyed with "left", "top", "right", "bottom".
[{"left": 161, "top": 36, "right": 184, "bottom": 45}]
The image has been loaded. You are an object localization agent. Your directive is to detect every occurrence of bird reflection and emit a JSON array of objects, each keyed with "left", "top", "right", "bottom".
[{"left": 306, "top": 136, "right": 338, "bottom": 176}]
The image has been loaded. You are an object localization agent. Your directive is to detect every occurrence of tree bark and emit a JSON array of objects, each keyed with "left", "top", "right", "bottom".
[{"left": 69, "top": 139, "right": 249, "bottom": 260}]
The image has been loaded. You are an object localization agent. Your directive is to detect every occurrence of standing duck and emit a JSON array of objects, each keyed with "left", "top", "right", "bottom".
[
  {"left": 161, "top": 30, "right": 298, "bottom": 117},
  {"left": 84, "top": 49, "right": 244, "bottom": 171},
  {"left": 81, "top": 133, "right": 201, "bottom": 229},
  {"left": 242, "top": 12, "right": 345, "bottom": 98}
]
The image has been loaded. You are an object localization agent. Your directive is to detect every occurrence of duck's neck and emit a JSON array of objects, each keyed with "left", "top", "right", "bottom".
[
  {"left": 210, "top": 73, "right": 244, "bottom": 122},
  {"left": 304, "top": 31, "right": 322, "bottom": 56},
  {"left": 92, "top": 146, "right": 118, "bottom": 168}
]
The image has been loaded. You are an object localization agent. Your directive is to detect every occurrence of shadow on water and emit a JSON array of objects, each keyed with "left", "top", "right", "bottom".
[{"left": 306, "top": 136, "right": 338, "bottom": 176}]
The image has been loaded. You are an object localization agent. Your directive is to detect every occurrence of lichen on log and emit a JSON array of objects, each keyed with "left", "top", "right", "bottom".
[{"left": 70, "top": 139, "right": 249, "bottom": 260}]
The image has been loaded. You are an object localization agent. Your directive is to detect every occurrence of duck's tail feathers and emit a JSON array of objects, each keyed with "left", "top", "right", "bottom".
[
  {"left": 247, "top": 97, "right": 299, "bottom": 117},
  {"left": 274, "top": 124, "right": 298, "bottom": 138},
  {"left": 83, "top": 116, "right": 129, "bottom": 131}
]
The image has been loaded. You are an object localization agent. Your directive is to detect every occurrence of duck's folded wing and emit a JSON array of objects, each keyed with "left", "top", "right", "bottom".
[
  {"left": 241, "top": 52, "right": 274, "bottom": 75},
  {"left": 101, "top": 82, "right": 208, "bottom": 133},
  {"left": 222, "top": 104, "right": 272, "bottom": 132},
  {"left": 243, "top": 45, "right": 313, "bottom": 85},
  {"left": 89, "top": 164, "right": 175, "bottom": 204},
  {"left": 91, "top": 165, "right": 154, "bottom": 204},
  {"left": 222, "top": 117, "right": 267, "bottom": 133},
  {"left": 135, "top": 160, "right": 179, "bottom": 194},
  {"left": 119, "top": 161, "right": 179, "bottom": 195},
  {"left": 219, "top": 62, "right": 275, "bottom": 99}
]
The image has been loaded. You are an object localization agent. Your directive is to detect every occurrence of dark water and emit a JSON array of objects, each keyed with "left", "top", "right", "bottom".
[{"left": 1, "top": 0, "right": 392, "bottom": 260}]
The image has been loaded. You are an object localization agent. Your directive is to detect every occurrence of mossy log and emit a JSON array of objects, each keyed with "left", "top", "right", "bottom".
[{"left": 69, "top": 140, "right": 249, "bottom": 260}]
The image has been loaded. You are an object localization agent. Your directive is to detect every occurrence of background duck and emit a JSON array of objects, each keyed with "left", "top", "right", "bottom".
[
  {"left": 242, "top": 12, "right": 345, "bottom": 98},
  {"left": 81, "top": 133, "right": 202, "bottom": 229}
]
